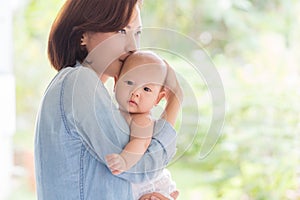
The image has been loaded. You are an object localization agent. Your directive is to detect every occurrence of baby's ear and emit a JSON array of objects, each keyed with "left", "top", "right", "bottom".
[
  {"left": 114, "top": 75, "right": 119, "bottom": 83},
  {"left": 113, "top": 75, "right": 119, "bottom": 92},
  {"left": 155, "top": 90, "right": 166, "bottom": 105}
]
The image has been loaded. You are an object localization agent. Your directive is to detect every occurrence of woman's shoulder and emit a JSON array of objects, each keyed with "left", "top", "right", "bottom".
[
  {"left": 45, "top": 64, "right": 102, "bottom": 98},
  {"left": 60, "top": 65, "right": 97, "bottom": 80},
  {"left": 53, "top": 65, "right": 100, "bottom": 89}
]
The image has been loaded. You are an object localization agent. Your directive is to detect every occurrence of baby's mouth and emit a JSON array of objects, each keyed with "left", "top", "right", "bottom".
[{"left": 128, "top": 100, "right": 137, "bottom": 106}]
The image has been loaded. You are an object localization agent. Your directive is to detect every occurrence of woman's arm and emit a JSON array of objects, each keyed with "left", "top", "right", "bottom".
[{"left": 66, "top": 67, "right": 176, "bottom": 183}]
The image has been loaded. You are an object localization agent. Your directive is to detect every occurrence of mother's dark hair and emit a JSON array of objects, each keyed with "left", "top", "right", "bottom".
[{"left": 48, "top": 0, "right": 139, "bottom": 71}]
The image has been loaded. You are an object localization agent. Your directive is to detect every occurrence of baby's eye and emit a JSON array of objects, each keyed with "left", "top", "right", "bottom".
[
  {"left": 118, "top": 29, "right": 127, "bottom": 34},
  {"left": 144, "top": 87, "right": 152, "bottom": 92},
  {"left": 125, "top": 80, "right": 134, "bottom": 85}
]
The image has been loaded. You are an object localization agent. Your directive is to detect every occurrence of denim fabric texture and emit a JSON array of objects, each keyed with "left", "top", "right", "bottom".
[{"left": 34, "top": 64, "right": 177, "bottom": 200}]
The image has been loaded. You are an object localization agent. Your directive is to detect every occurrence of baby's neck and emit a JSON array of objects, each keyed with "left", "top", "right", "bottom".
[{"left": 119, "top": 110, "right": 151, "bottom": 124}]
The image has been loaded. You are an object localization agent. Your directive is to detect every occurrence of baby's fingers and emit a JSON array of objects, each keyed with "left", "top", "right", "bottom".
[
  {"left": 111, "top": 169, "right": 122, "bottom": 175},
  {"left": 105, "top": 156, "right": 122, "bottom": 170},
  {"left": 105, "top": 154, "right": 119, "bottom": 163}
]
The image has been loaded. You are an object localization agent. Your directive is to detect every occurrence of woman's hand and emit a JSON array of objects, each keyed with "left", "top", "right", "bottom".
[{"left": 139, "top": 190, "right": 179, "bottom": 200}]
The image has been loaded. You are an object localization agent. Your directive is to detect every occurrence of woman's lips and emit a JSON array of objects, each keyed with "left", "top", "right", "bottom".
[{"left": 119, "top": 53, "right": 131, "bottom": 64}]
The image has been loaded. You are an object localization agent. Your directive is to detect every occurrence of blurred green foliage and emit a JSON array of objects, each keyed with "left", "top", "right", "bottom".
[{"left": 13, "top": 0, "right": 299, "bottom": 199}]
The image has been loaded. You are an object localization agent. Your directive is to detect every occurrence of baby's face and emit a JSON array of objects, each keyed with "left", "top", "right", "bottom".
[{"left": 115, "top": 54, "right": 166, "bottom": 114}]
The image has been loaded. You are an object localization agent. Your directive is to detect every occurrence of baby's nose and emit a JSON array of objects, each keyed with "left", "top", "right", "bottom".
[{"left": 131, "top": 90, "right": 140, "bottom": 97}]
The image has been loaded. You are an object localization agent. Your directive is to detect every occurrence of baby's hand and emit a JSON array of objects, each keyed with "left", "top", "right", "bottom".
[{"left": 105, "top": 154, "right": 126, "bottom": 175}]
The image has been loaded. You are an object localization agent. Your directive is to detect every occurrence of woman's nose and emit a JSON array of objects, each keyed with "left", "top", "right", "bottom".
[{"left": 125, "top": 31, "right": 139, "bottom": 52}]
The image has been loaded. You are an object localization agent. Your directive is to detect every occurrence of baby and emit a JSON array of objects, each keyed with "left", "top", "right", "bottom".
[{"left": 106, "top": 51, "right": 179, "bottom": 199}]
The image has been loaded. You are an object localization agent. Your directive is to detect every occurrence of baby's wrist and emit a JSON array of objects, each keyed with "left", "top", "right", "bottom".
[{"left": 119, "top": 152, "right": 129, "bottom": 170}]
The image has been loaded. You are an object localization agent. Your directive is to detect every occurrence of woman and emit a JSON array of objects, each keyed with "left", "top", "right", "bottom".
[{"left": 34, "top": 0, "right": 181, "bottom": 199}]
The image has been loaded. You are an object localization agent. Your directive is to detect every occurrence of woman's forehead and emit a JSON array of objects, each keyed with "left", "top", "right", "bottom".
[{"left": 127, "top": 4, "right": 142, "bottom": 29}]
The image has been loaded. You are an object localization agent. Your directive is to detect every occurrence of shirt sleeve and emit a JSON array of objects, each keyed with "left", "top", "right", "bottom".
[{"left": 62, "top": 67, "right": 177, "bottom": 183}]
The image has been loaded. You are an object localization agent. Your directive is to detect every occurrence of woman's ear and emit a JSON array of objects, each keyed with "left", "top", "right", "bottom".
[{"left": 81, "top": 33, "right": 88, "bottom": 46}]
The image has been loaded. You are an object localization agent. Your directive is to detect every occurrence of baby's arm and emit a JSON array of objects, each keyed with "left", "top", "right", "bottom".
[
  {"left": 106, "top": 114, "right": 154, "bottom": 175},
  {"left": 162, "top": 61, "right": 183, "bottom": 126}
]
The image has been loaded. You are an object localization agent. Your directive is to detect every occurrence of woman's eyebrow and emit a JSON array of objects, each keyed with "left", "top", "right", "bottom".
[{"left": 126, "top": 25, "right": 142, "bottom": 29}]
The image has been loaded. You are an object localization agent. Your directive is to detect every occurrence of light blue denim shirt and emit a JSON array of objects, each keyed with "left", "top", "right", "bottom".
[{"left": 34, "top": 63, "right": 177, "bottom": 200}]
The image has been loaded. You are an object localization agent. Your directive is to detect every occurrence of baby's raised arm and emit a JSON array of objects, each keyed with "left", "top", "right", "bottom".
[{"left": 161, "top": 60, "right": 183, "bottom": 126}]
